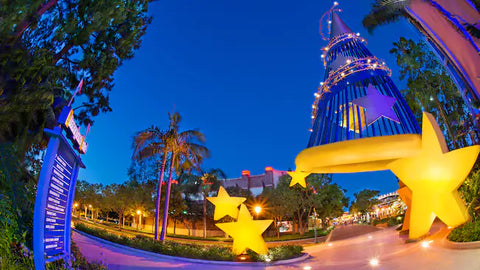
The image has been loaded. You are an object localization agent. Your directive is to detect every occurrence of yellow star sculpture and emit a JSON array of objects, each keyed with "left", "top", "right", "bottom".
[
  {"left": 207, "top": 186, "right": 246, "bottom": 220},
  {"left": 388, "top": 112, "right": 480, "bottom": 239},
  {"left": 216, "top": 204, "right": 273, "bottom": 255},
  {"left": 288, "top": 171, "right": 311, "bottom": 187}
]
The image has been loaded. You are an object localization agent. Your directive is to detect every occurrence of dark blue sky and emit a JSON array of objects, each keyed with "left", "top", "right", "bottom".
[{"left": 78, "top": 0, "right": 422, "bottom": 198}]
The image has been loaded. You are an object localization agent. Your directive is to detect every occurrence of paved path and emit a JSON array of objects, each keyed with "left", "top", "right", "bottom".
[{"left": 74, "top": 223, "right": 480, "bottom": 269}]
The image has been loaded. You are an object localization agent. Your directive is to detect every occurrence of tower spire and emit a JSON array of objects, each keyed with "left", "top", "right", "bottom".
[{"left": 330, "top": 12, "right": 354, "bottom": 38}]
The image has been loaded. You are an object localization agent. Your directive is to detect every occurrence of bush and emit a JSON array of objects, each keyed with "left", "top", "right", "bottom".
[
  {"left": 372, "top": 215, "right": 404, "bottom": 227},
  {"left": 448, "top": 218, "right": 480, "bottom": 242},
  {"left": 74, "top": 223, "right": 303, "bottom": 262}
]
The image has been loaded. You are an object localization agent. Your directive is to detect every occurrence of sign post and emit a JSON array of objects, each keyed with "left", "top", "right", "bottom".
[{"left": 34, "top": 106, "right": 87, "bottom": 269}]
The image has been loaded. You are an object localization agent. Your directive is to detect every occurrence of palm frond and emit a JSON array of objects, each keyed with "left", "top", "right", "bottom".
[{"left": 363, "top": 0, "right": 410, "bottom": 33}]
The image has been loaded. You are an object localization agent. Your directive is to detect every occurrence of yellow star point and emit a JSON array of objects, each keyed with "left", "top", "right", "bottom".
[
  {"left": 207, "top": 186, "right": 246, "bottom": 220},
  {"left": 388, "top": 112, "right": 480, "bottom": 239},
  {"left": 215, "top": 204, "right": 272, "bottom": 255},
  {"left": 288, "top": 171, "right": 310, "bottom": 188}
]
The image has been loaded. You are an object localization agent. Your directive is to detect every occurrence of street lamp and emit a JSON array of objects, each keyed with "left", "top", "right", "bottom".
[
  {"left": 136, "top": 210, "right": 142, "bottom": 231},
  {"left": 254, "top": 205, "right": 262, "bottom": 219}
]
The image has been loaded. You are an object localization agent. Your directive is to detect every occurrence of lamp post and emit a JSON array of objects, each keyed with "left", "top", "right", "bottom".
[
  {"left": 88, "top": 204, "right": 92, "bottom": 220},
  {"left": 73, "top": 203, "right": 78, "bottom": 217},
  {"left": 313, "top": 208, "right": 318, "bottom": 243},
  {"left": 254, "top": 205, "right": 262, "bottom": 220},
  {"left": 136, "top": 210, "right": 142, "bottom": 231}
]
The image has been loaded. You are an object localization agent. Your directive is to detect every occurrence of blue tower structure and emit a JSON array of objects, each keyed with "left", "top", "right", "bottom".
[{"left": 308, "top": 12, "right": 421, "bottom": 147}]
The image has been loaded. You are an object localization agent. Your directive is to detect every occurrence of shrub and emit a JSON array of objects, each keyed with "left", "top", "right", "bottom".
[
  {"left": 448, "top": 219, "right": 480, "bottom": 242},
  {"left": 74, "top": 223, "right": 303, "bottom": 262}
]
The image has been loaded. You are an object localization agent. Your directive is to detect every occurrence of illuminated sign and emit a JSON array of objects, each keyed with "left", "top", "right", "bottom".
[
  {"left": 34, "top": 106, "right": 87, "bottom": 269},
  {"left": 58, "top": 107, "right": 88, "bottom": 154}
]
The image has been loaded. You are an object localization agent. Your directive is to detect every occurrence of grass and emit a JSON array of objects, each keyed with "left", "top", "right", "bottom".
[
  {"left": 74, "top": 222, "right": 304, "bottom": 262},
  {"left": 264, "top": 229, "right": 330, "bottom": 242},
  {"left": 448, "top": 218, "right": 480, "bottom": 242}
]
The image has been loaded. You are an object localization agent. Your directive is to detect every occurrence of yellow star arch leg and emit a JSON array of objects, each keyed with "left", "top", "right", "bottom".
[
  {"left": 397, "top": 181, "right": 412, "bottom": 232},
  {"left": 388, "top": 112, "right": 480, "bottom": 239}
]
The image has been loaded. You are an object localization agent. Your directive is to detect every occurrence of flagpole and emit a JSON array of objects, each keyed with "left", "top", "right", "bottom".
[{"left": 68, "top": 79, "right": 84, "bottom": 107}]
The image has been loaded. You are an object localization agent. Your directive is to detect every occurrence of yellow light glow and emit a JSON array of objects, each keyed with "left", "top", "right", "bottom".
[
  {"left": 421, "top": 240, "right": 432, "bottom": 248},
  {"left": 88, "top": 204, "right": 92, "bottom": 208},
  {"left": 215, "top": 205, "right": 272, "bottom": 255},
  {"left": 303, "top": 266, "right": 312, "bottom": 270},
  {"left": 74, "top": 203, "right": 78, "bottom": 207},
  {"left": 207, "top": 186, "right": 246, "bottom": 220},
  {"left": 369, "top": 258, "right": 379, "bottom": 266},
  {"left": 388, "top": 112, "right": 480, "bottom": 239},
  {"left": 136, "top": 210, "right": 141, "bottom": 215},
  {"left": 254, "top": 206, "right": 262, "bottom": 214}
]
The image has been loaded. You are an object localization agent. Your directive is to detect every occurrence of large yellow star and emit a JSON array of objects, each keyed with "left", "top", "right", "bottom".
[
  {"left": 388, "top": 112, "right": 480, "bottom": 239},
  {"left": 288, "top": 171, "right": 311, "bottom": 188},
  {"left": 216, "top": 204, "right": 272, "bottom": 255},
  {"left": 207, "top": 186, "right": 246, "bottom": 220}
]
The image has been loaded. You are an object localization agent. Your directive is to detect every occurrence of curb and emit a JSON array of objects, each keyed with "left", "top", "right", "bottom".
[
  {"left": 73, "top": 229, "right": 310, "bottom": 266},
  {"left": 441, "top": 238, "right": 480, "bottom": 250}
]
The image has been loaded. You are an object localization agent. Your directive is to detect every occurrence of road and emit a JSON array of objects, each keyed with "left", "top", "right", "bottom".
[{"left": 74, "top": 223, "right": 480, "bottom": 269}]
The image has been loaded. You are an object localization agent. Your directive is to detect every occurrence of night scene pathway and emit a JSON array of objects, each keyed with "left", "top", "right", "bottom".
[{"left": 73, "top": 224, "right": 480, "bottom": 270}]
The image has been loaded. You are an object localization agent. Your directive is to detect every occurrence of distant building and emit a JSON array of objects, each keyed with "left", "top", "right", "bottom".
[{"left": 221, "top": 167, "right": 288, "bottom": 196}]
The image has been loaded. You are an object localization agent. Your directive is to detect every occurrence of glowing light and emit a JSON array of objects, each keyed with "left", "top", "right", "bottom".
[
  {"left": 88, "top": 204, "right": 92, "bottom": 208},
  {"left": 265, "top": 166, "right": 273, "bottom": 171},
  {"left": 333, "top": 1, "right": 338, "bottom": 5},
  {"left": 215, "top": 205, "right": 272, "bottom": 255},
  {"left": 207, "top": 186, "right": 246, "bottom": 220},
  {"left": 320, "top": 82, "right": 324, "bottom": 85},
  {"left": 136, "top": 210, "right": 141, "bottom": 215},
  {"left": 369, "top": 258, "right": 379, "bottom": 266},
  {"left": 327, "top": 243, "right": 333, "bottom": 246},
  {"left": 368, "top": 235, "right": 372, "bottom": 239},
  {"left": 421, "top": 240, "right": 433, "bottom": 248},
  {"left": 367, "top": 59, "right": 371, "bottom": 63},
  {"left": 308, "top": 128, "right": 313, "bottom": 132},
  {"left": 346, "top": 59, "right": 351, "bottom": 64},
  {"left": 328, "top": 20, "right": 332, "bottom": 24},
  {"left": 74, "top": 203, "right": 78, "bottom": 207},
  {"left": 303, "top": 266, "right": 312, "bottom": 270},
  {"left": 321, "top": 54, "right": 325, "bottom": 58},
  {"left": 254, "top": 206, "right": 262, "bottom": 214},
  {"left": 356, "top": 32, "right": 360, "bottom": 36},
  {"left": 265, "top": 256, "right": 271, "bottom": 262},
  {"left": 311, "top": 115, "right": 315, "bottom": 119},
  {"left": 240, "top": 256, "right": 246, "bottom": 261},
  {"left": 241, "top": 170, "right": 250, "bottom": 175},
  {"left": 288, "top": 171, "right": 311, "bottom": 188}
]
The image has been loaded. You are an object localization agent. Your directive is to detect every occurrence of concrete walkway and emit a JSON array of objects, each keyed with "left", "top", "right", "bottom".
[{"left": 74, "top": 223, "right": 480, "bottom": 270}]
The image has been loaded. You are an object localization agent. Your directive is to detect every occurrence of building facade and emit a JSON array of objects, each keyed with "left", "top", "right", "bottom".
[{"left": 221, "top": 166, "right": 288, "bottom": 196}]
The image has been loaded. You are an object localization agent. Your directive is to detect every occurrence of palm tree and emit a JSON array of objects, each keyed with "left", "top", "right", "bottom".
[
  {"left": 159, "top": 112, "right": 210, "bottom": 242},
  {"left": 132, "top": 126, "right": 169, "bottom": 240},
  {"left": 200, "top": 169, "right": 226, "bottom": 238}
]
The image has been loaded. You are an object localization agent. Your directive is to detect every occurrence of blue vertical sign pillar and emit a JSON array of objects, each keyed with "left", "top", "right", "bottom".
[{"left": 34, "top": 106, "right": 86, "bottom": 269}]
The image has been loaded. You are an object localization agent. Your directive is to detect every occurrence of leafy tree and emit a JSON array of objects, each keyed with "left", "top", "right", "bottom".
[
  {"left": 159, "top": 112, "right": 210, "bottom": 242},
  {"left": 132, "top": 126, "right": 169, "bottom": 240},
  {"left": 350, "top": 189, "right": 380, "bottom": 215},
  {"left": 390, "top": 38, "right": 479, "bottom": 148},
  {"left": 0, "top": 0, "right": 153, "bottom": 153},
  {"left": 225, "top": 186, "right": 254, "bottom": 201}
]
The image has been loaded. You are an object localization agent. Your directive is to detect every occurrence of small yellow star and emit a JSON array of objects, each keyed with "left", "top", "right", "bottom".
[
  {"left": 216, "top": 204, "right": 272, "bottom": 255},
  {"left": 288, "top": 171, "right": 311, "bottom": 187},
  {"left": 207, "top": 186, "right": 246, "bottom": 220},
  {"left": 388, "top": 112, "right": 480, "bottom": 239}
]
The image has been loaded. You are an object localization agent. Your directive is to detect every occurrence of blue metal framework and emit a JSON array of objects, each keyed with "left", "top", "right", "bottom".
[{"left": 308, "top": 13, "right": 421, "bottom": 147}]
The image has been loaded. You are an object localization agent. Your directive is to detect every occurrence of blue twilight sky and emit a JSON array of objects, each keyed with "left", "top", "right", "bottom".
[{"left": 78, "top": 0, "right": 423, "bottom": 198}]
